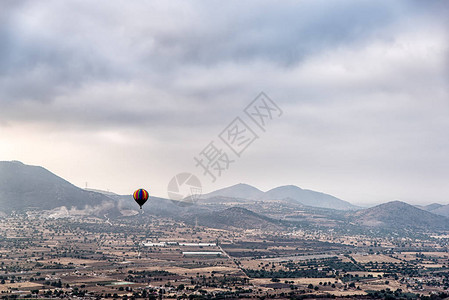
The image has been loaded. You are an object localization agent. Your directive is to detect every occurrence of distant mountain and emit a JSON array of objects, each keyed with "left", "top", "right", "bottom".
[
  {"left": 202, "top": 183, "right": 264, "bottom": 200},
  {"left": 193, "top": 207, "right": 284, "bottom": 230},
  {"left": 416, "top": 203, "right": 444, "bottom": 211},
  {"left": 0, "top": 161, "right": 116, "bottom": 214},
  {"left": 203, "top": 183, "right": 358, "bottom": 210},
  {"left": 352, "top": 201, "right": 449, "bottom": 230},
  {"left": 262, "top": 185, "right": 358, "bottom": 210},
  {"left": 199, "top": 195, "right": 256, "bottom": 204},
  {"left": 413, "top": 203, "right": 449, "bottom": 218},
  {"left": 8, "top": 161, "right": 449, "bottom": 234},
  {"left": 429, "top": 204, "right": 449, "bottom": 218}
]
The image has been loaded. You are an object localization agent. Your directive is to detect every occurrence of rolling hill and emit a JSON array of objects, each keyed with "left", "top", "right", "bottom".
[
  {"left": 202, "top": 183, "right": 358, "bottom": 210},
  {"left": 0, "top": 161, "right": 116, "bottom": 213},
  {"left": 262, "top": 185, "right": 358, "bottom": 210},
  {"left": 2, "top": 161, "right": 448, "bottom": 233},
  {"left": 192, "top": 207, "right": 284, "bottom": 230},
  {"left": 419, "top": 203, "right": 444, "bottom": 211},
  {"left": 429, "top": 205, "right": 449, "bottom": 218},
  {"left": 352, "top": 201, "right": 449, "bottom": 230},
  {"left": 202, "top": 183, "right": 265, "bottom": 200},
  {"left": 416, "top": 203, "right": 449, "bottom": 218}
]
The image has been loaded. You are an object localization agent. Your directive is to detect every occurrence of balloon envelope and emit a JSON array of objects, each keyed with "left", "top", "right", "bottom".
[{"left": 133, "top": 189, "right": 149, "bottom": 209}]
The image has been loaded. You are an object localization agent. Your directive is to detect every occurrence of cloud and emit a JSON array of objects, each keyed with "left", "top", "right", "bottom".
[
  {"left": 0, "top": 0, "right": 448, "bottom": 203},
  {"left": 0, "top": 1, "right": 413, "bottom": 103}
]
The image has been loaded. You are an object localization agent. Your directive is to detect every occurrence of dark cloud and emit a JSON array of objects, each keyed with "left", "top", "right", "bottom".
[
  {"left": 0, "top": 0, "right": 417, "bottom": 105},
  {"left": 138, "top": 1, "right": 401, "bottom": 69},
  {"left": 0, "top": 1, "right": 447, "bottom": 203}
]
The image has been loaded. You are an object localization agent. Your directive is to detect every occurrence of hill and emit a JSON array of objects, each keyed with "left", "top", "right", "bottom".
[
  {"left": 430, "top": 204, "right": 449, "bottom": 218},
  {"left": 416, "top": 203, "right": 443, "bottom": 212},
  {"left": 202, "top": 183, "right": 264, "bottom": 200},
  {"left": 414, "top": 203, "right": 449, "bottom": 218},
  {"left": 203, "top": 183, "right": 358, "bottom": 210},
  {"left": 84, "top": 188, "right": 119, "bottom": 196},
  {"left": 193, "top": 207, "right": 284, "bottom": 230},
  {"left": 263, "top": 185, "right": 358, "bottom": 210},
  {"left": 0, "top": 161, "right": 116, "bottom": 214},
  {"left": 352, "top": 201, "right": 449, "bottom": 230}
]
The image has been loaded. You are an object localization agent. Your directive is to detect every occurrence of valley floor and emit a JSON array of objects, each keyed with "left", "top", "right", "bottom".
[{"left": 0, "top": 213, "right": 448, "bottom": 299}]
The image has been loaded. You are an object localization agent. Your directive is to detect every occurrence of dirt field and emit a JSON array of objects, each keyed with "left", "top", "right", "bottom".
[
  {"left": 42, "top": 258, "right": 99, "bottom": 265},
  {"left": 351, "top": 254, "right": 401, "bottom": 263},
  {"left": 251, "top": 278, "right": 339, "bottom": 286},
  {"left": 0, "top": 281, "right": 43, "bottom": 292},
  {"left": 346, "top": 271, "right": 384, "bottom": 277},
  {"left": 167, "top": 265, "right": 240, "bottom": 275},
  {"left": 360, "top": 280, "right": 404, "bottom": 291},
  {"left": 328, "top": 290, "right": 367, "bottom": 296}
]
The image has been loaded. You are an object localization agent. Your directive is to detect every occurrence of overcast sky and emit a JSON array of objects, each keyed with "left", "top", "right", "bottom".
[{"left": 0, "top": 0, "right": 448, "bottom": 206}]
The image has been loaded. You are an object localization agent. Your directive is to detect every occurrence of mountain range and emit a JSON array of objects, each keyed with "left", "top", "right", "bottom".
[
  {"left": 0, "top": 161, "right": 117, "bottom": 214},
  {"left": 202, "top": 183, "right": 359, "bottom": 210},
  {"left": 353, "top": 201, "right": 449, "bottom": 230},
  {"left": 1, "top": 161, "right": 449, "bottom": 232},
  {"left": 417, "top": 203, "right": 449, "bottom": 218}
]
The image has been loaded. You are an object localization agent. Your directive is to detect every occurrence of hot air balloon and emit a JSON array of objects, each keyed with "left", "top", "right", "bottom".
[{"left": 133, "top": 189, "right": 149, "bottom": 209}]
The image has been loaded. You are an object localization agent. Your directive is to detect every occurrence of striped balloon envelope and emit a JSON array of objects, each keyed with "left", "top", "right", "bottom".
[{"left": 133, "top": 189, "right": 149, "bottom": 209}]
